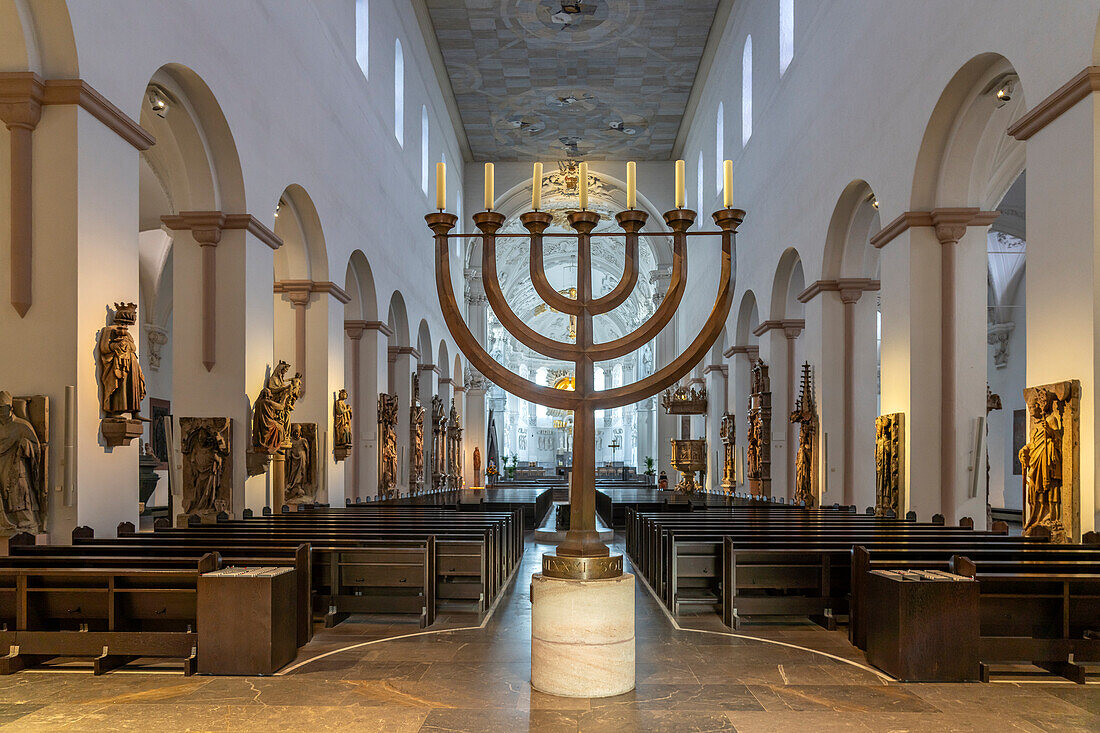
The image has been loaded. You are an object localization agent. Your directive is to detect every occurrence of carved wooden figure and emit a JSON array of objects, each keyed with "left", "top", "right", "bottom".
[
  {"left": 410, "top": 374, "right": 425, "bottom": 491},
  {"left": 378, "top": 393, "right": 399, "bottom": 499},
  {"left": 180, "top": 417, "right": 231, "bottom": 516},
  {"left": 1020, "top": 381, "right": 1080, "bottom": 543},
  {"left": 0, "top": 391, "right": 48, "bottom": 534},
  {"left": 789, "top": 362, "right": 816, "bottom": 507},
  {"left": 720, "top": 413, "right": 735, "bottom": 493},
  {"left": 98, "top": 302, "right": 146, "bottom": 417},
  {"left": 747, "top": 359, "right": 771, "bottom": 496},
  {"left": 446, "top": 398, "right": 463, "bottom": 486},
  {"left": 252, "top": 361, "right": 297, "bottom": 454},
  {"left": 431, "top": 395, "right": 446, "bottom": 490}
]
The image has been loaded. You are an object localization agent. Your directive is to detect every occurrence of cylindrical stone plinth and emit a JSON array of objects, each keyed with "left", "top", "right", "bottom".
[{"left": 530, "top": 572, "right": 635, "bottom": 698}]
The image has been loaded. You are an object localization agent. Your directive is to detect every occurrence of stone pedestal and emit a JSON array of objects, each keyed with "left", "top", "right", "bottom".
[{"left": 530, "top": 572, "right": 635, "bottom": 698}]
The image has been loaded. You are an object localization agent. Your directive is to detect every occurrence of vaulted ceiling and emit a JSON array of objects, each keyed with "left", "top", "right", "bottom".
[{"left": 423, "top": 0, "right": 722, "bottom": 161}]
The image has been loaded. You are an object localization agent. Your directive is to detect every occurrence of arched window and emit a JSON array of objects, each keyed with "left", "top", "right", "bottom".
[
  {"left": 394, "top": 39, "right": 404, "bottom": 147},
  {"left": 741, "top": 36, "right": 753, "bottom": 146},
  {"left": 779, "top": 0, "right": 794, "bottom": 75},
  {"left": 715, "top": 102, "right": 724, "bottom": 193},
  {"left": 696, "top": 151, "right": 704, "bottom": 211},
  {"left": 421, "top": 106, "right": 429, "bottom": 195},
  {"left": 355, "top": 0, "right": 369, "bottom": 78}
]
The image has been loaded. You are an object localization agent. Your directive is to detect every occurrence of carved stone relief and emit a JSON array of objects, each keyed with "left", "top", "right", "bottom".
[
  {"left": 0, "top": 392, "right": 48, "bottom": 534},
  {"left": 378, "top": 393, "right": 399, "bottom": 500},
  {"left": 875, "top": 413, "right": 904, "bottom": 517},
  {"left": 1021, "top": 380, "right": 1080, "bottom": 543},
  {"left": 180, "top": 417, "right": 231, "bottom": 517}
]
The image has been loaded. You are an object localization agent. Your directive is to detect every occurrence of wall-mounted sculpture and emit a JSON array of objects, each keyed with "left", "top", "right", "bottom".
[
  {"left": 789, "top": 362, "right": 817, "bottom": 508},
  {"left": 670, "top": 438, "right": 706, "bottom": 493},
  {"left": 0, "top": 391, "right": 48, "bottom": 534},
  {"left": 284, "top": 423, "right": 318, "bottom": 504},
  {"left": 875, "top": 413, "right": 904, "bottom": 517},
  {"left": 180, "top": 417, "right": 231, "bottom": 518},
  {"left": 447, "top": 398, "right": 463, "bottom": 487},
  {"left": 747, "top": 359, "right": 771, "bottom": 496},
  {"left": 473, "top": 447, "right": 482, "bottom": 487},
  {"left": 98, "top": 302, "right": 147, "bottom": 447},
  {"left": 333, "top": 389, "right": 352, "bottom": 462},
  {"left": 248, "top": 360, "right": 302, "bottom": 476},
  {"left": 431, "top": 395, "right": 446, "bottom": 490},
  {"left": 378, "top": 393, "right": 399, "bottom": 500},
  {"left": 720, "top": 413, "right": 735, "bottom": 493},
  {"left": 1020, "top": 380, "right": 1080, "bottom": 543},
  {"left": 410, "top": 374, "right": 425, "bottom": 492}
]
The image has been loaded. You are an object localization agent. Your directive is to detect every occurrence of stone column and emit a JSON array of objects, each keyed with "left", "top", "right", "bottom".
[
  {"left": 704, "top": 364, "right": 728, "bottom": 492},
  {"left": 464, "top": 367, "right": 489, "bottom": 487},
  {"left": 344, "top": 322, "right": 365, "bottom": 500},
  {"left": 1009, "top": 74, "right": 1100, "bottom": 533},
  {"left": 0, "top": 74, "right": 42, "bottom": 317}
]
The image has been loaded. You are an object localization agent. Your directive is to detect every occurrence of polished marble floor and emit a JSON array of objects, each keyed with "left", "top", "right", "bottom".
[{"left": 0, "top": 536, "right": 1097, "bottom": 732}]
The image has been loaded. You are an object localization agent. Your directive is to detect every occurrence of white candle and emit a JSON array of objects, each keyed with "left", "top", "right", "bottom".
[
  {"left": 436, "top": 162, "right": 446, "bottom": 211},
  {"left": 626, "top": 161, "right": 637, "bottom": 209},
  {"left": 723, "top": 160, "right": 733, "bottom": 209},
  {"left": 579, "top": 161, "right": 589, "bottom": 210},
  {"left": 532, "top": 162, "right": 543, "bottom": 210},
  {"left": 675, "top": 160, "right": 685, "bottom": 209},
  {"left": 484, "top": 162, "right": 494, "bottom": 211}
]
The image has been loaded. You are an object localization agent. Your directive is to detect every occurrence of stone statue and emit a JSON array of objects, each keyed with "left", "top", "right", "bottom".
[
  {"left": 378, "top": 393, "right": 399, "bottom": 499},
  {"left": 252, "top": 361, "right": 297, "bottom": 454},
  {"left": 1021, "top": 387, "right": 1064, "bottom": 540},
  {"left": 333, "top": 389, "right": 352, "bottom": 449},
  {"left": 747, "top": 359, "right": 771, "bottom": 495},
  {"left": 719, "top": 414, "right": 735, "bottom": 493},
  {"left": 284, "top": 423, "right": 315, "bottom": 503},
  {"left": 473, "top": 447, "right": 482, "bottom": 487},
  {"left": 180, "top": 417, "right": 231, "bottom": 516},
  {"left": 98, "top": 303, "right": 146, "bottom": 417},
  {"left": 410, "top": 374, "right": 425, "bottom": 491},
  {"left": 0, "top": 391, "right": 47, "bottom": 533},
  {"left": 447, "top": 398, "right": 463, "bottom": 483},
  {"left": 431, "top": 396, "right": 446, "bottom": 490},
  {"left": 789, "top": 362, "right": 816, "bottom": 507},
  {"left": 875, "top": 413, "right": 903, "bottom": 516}
]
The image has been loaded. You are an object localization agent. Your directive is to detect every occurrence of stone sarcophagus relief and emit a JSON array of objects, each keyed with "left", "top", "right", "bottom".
[
  {"left": 875, "top": 413, "right": 904, "bottom": 517},
  {"left": 789, "top": 362, "right": 817, "bottom": 508},
  {"left": 1020, "top": 380, "right": 1080, "bottom": 543},
  {"left": 180, "top": 417, "right": 231, "bottom": 517},
  {"left": 0, "top": 391, "right": 48, "bottom": 535},
  {"left": 747, "top": 359, "right": 771, "bottom": 496},
  {"left": 670, "top": 438, "right": 706, "bottom": 494},
  {"left": 378, "top": 393, "right": 399, "bottom": 500},
  {"left": 410, "top": 374, "right": 425, "bottom": 492},
  {"left": 333, "top": 389, "right": 352, "bottom": 462},
  {"left": 284, "top": 423, "right": 318, "bottom": 504},
  {"left": 720, "top": 413, "right": 735, "bottom": 493},
  {"left": 98, "top": 302, "right": 146, "bottom": 447}
]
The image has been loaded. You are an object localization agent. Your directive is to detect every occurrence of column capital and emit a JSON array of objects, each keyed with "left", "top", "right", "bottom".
[
  {"left": 274, "top": 279, "right": 351, "bottom": 304},
  {"left": 0, "top": 72, "right": 44, "bottom": 131},
  {"left": 752, "top": 319, "right": 805, "bottom": 338},
  {"left": 797, "top": 278, "right": 880, "bottom": 303},
  {"left": 162, "top": 211, "right": 282, "bottom": 250},
  {"left": 723, "top": 344, "right": 759, "bottom": 359},
  {"left": 345, "top": 320, "right": 394, "bottom": 339},
  {"left": 388, "top": 345, "right": 421, "bottom": 361},
  {"left": 870, "top": 208, "right": 999, "bottom": 249},
  {"left": 703, "top": 364, "right": 728, "bottom": 378}
]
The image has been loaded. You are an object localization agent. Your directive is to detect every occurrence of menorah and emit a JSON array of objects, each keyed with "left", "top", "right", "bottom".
[{"left": 426, "top": 170, "right": 742, "bottom": 581}]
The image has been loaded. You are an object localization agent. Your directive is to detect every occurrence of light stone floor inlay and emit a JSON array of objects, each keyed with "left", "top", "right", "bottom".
[{"left": 0, "top": 536, "right": 1096, "bottom": 732}]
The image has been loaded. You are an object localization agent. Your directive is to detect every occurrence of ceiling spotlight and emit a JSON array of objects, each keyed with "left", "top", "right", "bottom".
[
  {"left": 275, "top": 199, "right": 285, "bottom": 218},
  {"left": 146, "top": 85, "right": 170, "bottom": 118},
  {"left": 983, "top": 74, "right": 1018, "bottom": 109},
  {"left": 866, "top": 192, "right": 879, "bottom": 210}
]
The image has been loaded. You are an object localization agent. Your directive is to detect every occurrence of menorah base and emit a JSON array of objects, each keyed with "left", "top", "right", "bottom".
[
  {"left": 542, "top": 552, "right": 623, "bottom": 580},
  {"left": 531, "top": 572, "right": 635, "bottom": 698}
]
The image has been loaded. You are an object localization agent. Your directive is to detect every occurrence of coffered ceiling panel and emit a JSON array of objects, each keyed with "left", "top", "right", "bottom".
[{"left": 424, "top": 0, "right": 722, "bottom": 161}]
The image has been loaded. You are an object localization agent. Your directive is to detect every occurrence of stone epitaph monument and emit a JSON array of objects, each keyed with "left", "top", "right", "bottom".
[{"left": 427, "top": 190, "right": 741, "bottom": 697}]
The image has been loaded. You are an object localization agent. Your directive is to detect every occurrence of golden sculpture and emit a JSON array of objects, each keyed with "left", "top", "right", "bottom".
[
  {"left": 1020, "top": 381, "right": 1079, "bottom": 542},
  {"left": 251, "top": 361, "right": 299, "bottom": 454},
  {"left": 661, "top": 385, "right": 707, "bottom": 415},
  {"left": 431, "top": 396, "right": 446, "bottom": 490},
  {"left": 789, "top": 362, "right": 816, "bottom": 507},
  {"left": 446, "top": 398, "right": 463, "bottom": 484},
  {"left": 720, "top": 413, "right": 735, "bottom": 493},
  {"left": 410, "top": 374, "right": 425, "bottom": 492},
  {"left": 875, "top": 413, "right": 904, "bottom": 516},
  {"left": 333, "top": 389, "right": 352, "bottom": 461},
  {"left": 180, "top": 417, "right": 231, "bottom": 516},
  {"left": 98, "top": 303, "right": 146, "bottom": 418},
  {"left": 378, "top": 393, "right": 399, "bottom": 499},
  {"left": 0, "top": 391, "right": 47, "bottom": 534},
  {"left": 670, "top": 438, "right": 706, "bottom": 493}
]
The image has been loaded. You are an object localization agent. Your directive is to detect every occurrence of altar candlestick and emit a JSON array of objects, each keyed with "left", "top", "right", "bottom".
[
  {"left": 532, "top": 162, "right": 543, "bottom": 210},
  {"left": 436, "top": 162, "right": 446, "bottom": 210},
  {"left": 723, "top": 160, "right": 733, "bottom": 209},
  {"left": 626, "top": 161, "right": 637, "bottom": 209},
  {"left": 484, "top": 162, "right": 495, "bottom": 210},
  {"left": 675, "top": 160, "right": 685, "bottom": 209},
  {"left": 579, "top": 161, "right": 589, "bottom": 210}
]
